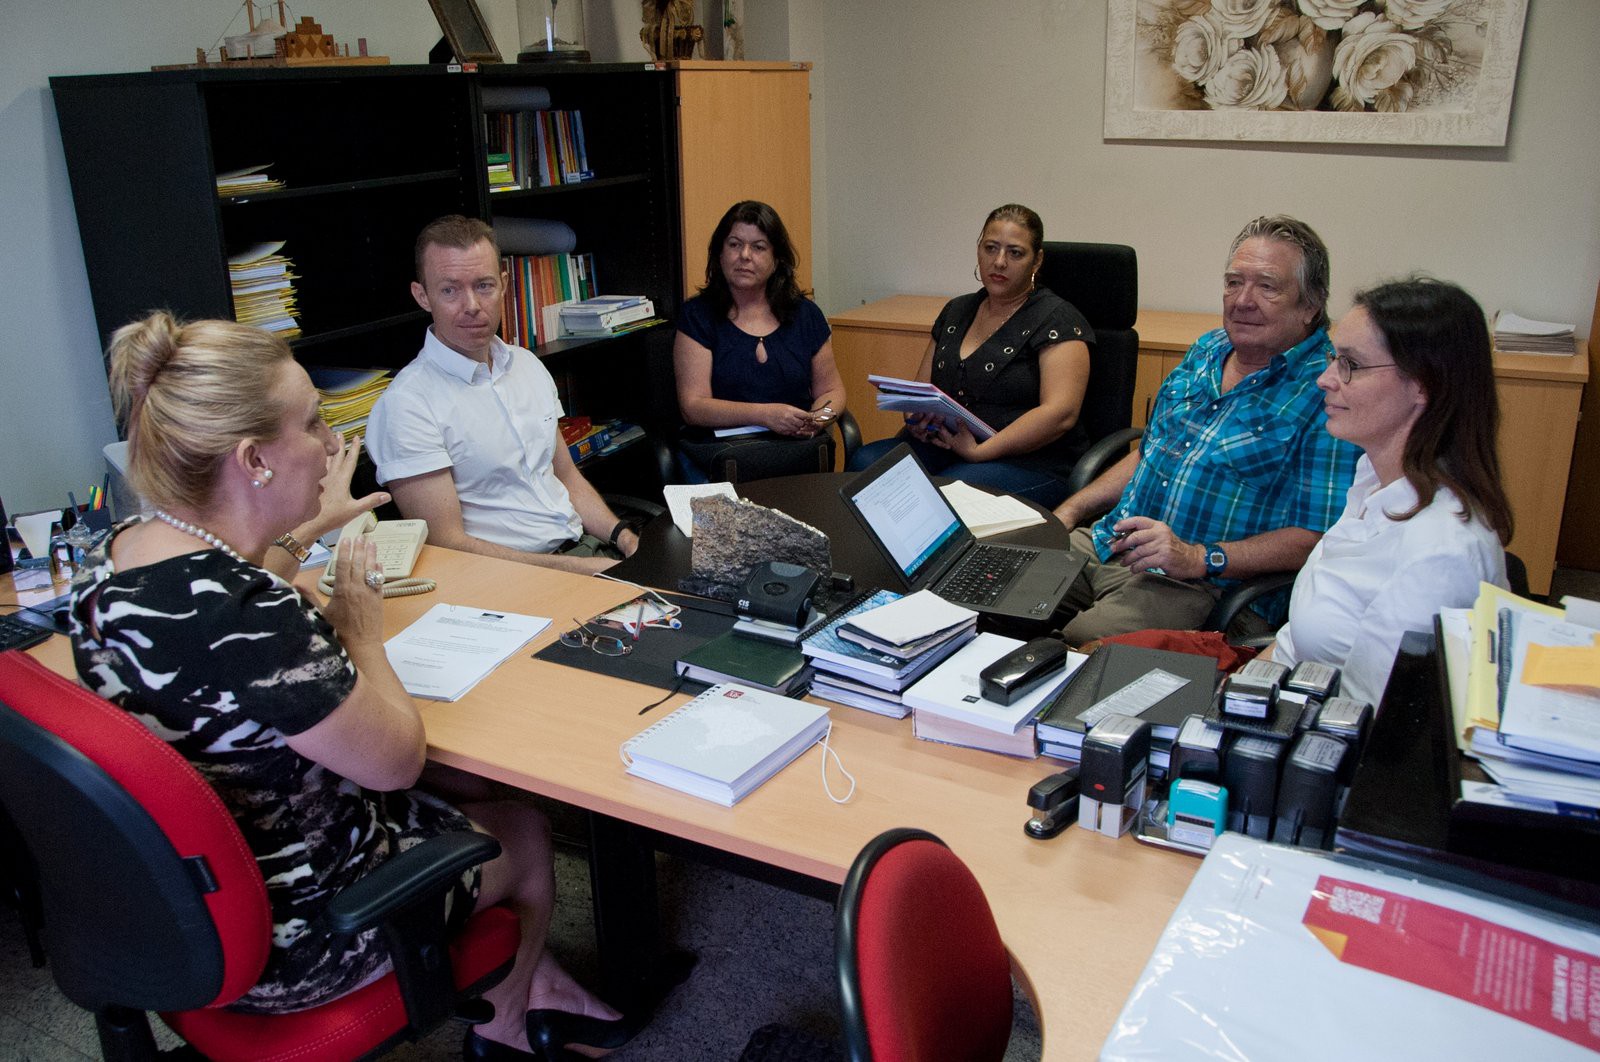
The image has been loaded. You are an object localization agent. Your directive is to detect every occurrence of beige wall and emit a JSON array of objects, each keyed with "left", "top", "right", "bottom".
[{"left": 807, "top": 0, "right": 1600, "bottom": 331}]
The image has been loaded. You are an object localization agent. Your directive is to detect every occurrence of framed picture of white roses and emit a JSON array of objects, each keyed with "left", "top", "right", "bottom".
[{"left": 1104, "top": 0, "right": 1530, "bottom": 146}]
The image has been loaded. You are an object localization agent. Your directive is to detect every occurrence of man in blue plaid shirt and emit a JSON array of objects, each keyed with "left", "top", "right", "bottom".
[{"left": 1052, "top": 216, "right": 1359, "bottom": 642}]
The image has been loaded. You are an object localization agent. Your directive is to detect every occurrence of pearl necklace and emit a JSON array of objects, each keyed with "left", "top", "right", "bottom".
[{"left": 151, "top": 509, "right": 247, "bottom": 564}]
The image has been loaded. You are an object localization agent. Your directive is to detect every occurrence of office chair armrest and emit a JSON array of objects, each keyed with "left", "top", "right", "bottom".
[
  {"left": 649, "top": 434, "right": 682, "bottom": 487},
  {"left": 1205, "top": 570, "right": 1298, "bottom": 635},
  {"left": 1065, "top": 427, "right": 1143, "bottom": 499},
  {"left": 324, "top": 830, "right": 503, "bottom": 935},
  {"left": 836, "top": 409, "right": 862, "bottom": 464},
  {"left": 602, "top": 493, "right": 666, "bottom": 521}
]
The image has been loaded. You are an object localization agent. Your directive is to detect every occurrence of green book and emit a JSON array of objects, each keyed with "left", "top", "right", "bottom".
[{"left": 675, "top": 631, "right": 811, "bottom": 696}]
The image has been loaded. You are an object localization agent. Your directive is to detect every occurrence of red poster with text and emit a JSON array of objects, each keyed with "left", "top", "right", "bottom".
[{"left": 1303, "top": 875, "right": 1600, "bottom": 1050}]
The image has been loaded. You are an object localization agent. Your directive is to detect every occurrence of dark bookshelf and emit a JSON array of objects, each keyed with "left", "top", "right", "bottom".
[{"left": 50, "top": 63, "right": 684, "bottom": 482}]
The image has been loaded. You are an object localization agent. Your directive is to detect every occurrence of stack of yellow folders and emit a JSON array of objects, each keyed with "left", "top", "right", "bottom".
[
  {"left": 215, "top": 163, "right": 284, "bottom": 197},
  {"left": 229, "top": 241, "right": 300, "bottom": 339},
  {"left": 308, "top": 368, "right": 392, "bottom": 443}
]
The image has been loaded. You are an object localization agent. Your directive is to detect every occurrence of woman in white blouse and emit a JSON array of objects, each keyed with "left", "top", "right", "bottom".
[{"left": 1268, "top": 277, "right": 1512, "bottom": 705}]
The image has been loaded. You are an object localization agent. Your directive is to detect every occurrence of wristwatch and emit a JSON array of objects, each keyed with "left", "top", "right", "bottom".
[
  {"left": 607, "top": 520, "right": 636, "bottom": 550},
  {"left": 1203, "top": 543, "right": 1228, "bottom": 577},
  {"left": 274, "top": 532, "right": 312, "bottom": 563}
]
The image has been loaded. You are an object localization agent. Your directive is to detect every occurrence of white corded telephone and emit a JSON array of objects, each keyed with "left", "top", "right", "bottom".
[{"left": 317, "top": 512, "right": 435, "bottom": 598}]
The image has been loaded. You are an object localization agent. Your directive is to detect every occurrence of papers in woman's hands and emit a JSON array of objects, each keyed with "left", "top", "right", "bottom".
[
  {"left": 939, "top": 481, "right": 1045, "bottom": 537},
  {"left": 713, "top": 424, "right": 768, "bottom": 438},
  {"left": 663, "top": 482, "right": 739, "bottom": 536},
  {"left": 869, "top": 375, "right": 997, "bottom": 440},
  {"left": 384, "top": 604, "right": 551, "bottom": 701}
]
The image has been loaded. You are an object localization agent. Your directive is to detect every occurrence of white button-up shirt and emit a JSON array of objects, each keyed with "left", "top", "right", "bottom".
[
  {"left": 366, "top": 330, "right": 582, "bottom": 554},
  {"left": 1273, "top": 455, "right": 1506, "bottom": 706}
]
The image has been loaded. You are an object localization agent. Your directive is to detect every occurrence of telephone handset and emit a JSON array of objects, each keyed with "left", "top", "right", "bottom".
[{"left": 317, "top": 513, "right": 436, "bottom": 598}]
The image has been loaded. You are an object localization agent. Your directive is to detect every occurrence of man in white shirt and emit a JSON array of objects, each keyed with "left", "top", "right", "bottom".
[{"left": 366, "top": 215, "right": 639, "bottom": 573}]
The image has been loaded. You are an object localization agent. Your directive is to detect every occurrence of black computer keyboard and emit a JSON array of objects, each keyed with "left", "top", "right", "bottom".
[
  {"left": 0, "top": 612, "right": 53, "bottom": 653},
  {"left": 937, "top": 544, "right": 1038, "bottom": 606}
]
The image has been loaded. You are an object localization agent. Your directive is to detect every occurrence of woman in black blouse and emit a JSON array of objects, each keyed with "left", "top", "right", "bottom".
[
  {"left": 847, "top": 204, "right": 1093, "bottom": 506},
  {"left": 71, "top": 312, "right": 637, "bottom": 1061}
]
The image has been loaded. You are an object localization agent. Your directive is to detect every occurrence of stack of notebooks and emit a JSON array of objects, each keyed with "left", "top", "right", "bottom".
[
  {"left": 486, "top": 151, "right": 515, "bottom": 190},
  {"left": 802, "top": 589, "right": 978, "bottom": 718},
  {"left": 622, "top": 683, "right": 831, "bottom": 806},
  {"left": 676, "top": 630, "right": 812, "bottom": 697},
  {"left": 484, "top": 108, "right": 593, "bottom": 189},
  {"left": 1034, "top": 642, "right": 1220, "bottom": 776},
  {"left": 308, "top": 368, "right": 391, "bottom": 444},
  {"left": 558, "top": 296, "right": 659, "bottom": 337},
  {"left": 1492, "top": 311, "right": 1578, "bottom": 356},
  {"left": 904, "top": 632, "right": 1087, "bottom": 758},
  {"left": 229, "top": 241, "right": 300, "bottom": 338},
  {"left": 500, "top": 252, "right": 599, "bottom": 348}
]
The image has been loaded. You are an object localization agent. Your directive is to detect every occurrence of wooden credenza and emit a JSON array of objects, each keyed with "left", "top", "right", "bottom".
[{"left": 830, "top": 297, "right": 1587, "bottom": 595}]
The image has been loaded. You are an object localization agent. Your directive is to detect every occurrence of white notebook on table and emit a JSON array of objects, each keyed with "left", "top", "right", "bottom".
[{"left": 620, "top": 683, "right": 831, "bottom": 806}]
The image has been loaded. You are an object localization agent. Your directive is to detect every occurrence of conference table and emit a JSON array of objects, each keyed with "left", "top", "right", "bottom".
[{"left": 22, "top": 486, "right": 1198, "bottom": 1061}]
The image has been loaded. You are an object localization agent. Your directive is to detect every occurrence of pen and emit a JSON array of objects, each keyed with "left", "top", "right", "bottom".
[
  {"left": 100, "top": 473, "right": 110, "bottom": 508},
  {"left": 68, "top": 491, "right": 80, "bottom": 514}
]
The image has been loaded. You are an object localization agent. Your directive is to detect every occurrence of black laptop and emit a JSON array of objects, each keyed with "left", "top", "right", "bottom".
[{"left": 839, "top": 444, "right": 1087, "bottom": 621}]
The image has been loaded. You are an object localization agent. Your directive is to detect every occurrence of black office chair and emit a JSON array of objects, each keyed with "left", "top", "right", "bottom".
[{"left": 1032, "top": 241, "right": 1140, "bottom": 496}]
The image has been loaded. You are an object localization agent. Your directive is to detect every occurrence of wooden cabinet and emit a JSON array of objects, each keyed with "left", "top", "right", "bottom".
[
  {"left": 831, "top": 297, "right": 1585, "bottom": 595},
  {"left": 670, "top": 61, "right": 812, "bottom": 295}
]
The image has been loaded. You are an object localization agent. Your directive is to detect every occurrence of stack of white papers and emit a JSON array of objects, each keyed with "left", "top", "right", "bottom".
[
  {"left": 903, "top": 632, "right": 1085, "bottom": 735},
  {"left": 385, "top": 604, "right": 551, "bottom": 701},
  {"left": 1492, "top": 311, "right": 1577, "bottom": 356}
]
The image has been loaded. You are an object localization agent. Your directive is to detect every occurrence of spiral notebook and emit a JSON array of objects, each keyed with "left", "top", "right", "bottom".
[{"left": 620, "top": 683, "right": 831, "bottom": 806}]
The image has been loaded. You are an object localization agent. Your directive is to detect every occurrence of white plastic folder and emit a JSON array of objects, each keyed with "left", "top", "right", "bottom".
[{"left": 1101, "top": 835, "right": 1600, "bottom": 1060}]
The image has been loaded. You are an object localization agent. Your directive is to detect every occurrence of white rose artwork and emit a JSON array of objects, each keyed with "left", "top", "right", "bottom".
[{"left": 1104, "top": 0, "right": 1529, "bottom": 145}]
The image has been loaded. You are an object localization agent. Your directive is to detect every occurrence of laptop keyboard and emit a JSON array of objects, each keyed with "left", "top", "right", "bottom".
[
  {"left": 0, "top": 613, "right": 52, "bottom": 653},
  {"left": 937, "top": 544, "right": 1038, "bottom": 606}
]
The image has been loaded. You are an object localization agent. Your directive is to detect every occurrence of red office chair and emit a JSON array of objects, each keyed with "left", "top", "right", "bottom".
[
  {"left": 0, "top": 650, "right": 521, "bottom": 1061},
  {"left": 835, "top": 828, "right": 1014, "bottom": 1062}
]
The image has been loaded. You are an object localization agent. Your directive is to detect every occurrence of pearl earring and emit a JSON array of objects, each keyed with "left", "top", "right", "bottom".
[{"left": 252, "top": 468, "right": 274, "bottom": 489}]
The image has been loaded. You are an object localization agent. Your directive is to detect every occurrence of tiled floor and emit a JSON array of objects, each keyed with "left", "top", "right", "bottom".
[{"left": 1, "top": 821, "right": 1042, "bottom": 1061}]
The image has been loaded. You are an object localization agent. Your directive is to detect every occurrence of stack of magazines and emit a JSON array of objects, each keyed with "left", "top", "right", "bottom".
[
  {"left": 1492, "top": 311, "right": 1577, "bottom": 356},
  {"left": 802, "top": 589, "right": 977, "bottom": 718}
]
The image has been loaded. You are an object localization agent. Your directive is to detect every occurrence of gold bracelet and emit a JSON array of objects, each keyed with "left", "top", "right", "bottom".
[{"left": 274, "top": 532, "right": 312, "bottom": 563}]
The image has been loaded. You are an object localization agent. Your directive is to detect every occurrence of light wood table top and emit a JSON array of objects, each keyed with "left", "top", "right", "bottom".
[{"left": 27, "top": 543, "right": 1197, "bottom": 1060}]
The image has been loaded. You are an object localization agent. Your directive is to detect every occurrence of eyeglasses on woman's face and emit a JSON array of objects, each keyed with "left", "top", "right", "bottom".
[{"left": 1324, "top": 351, "right": 1398, "bottom": 384}]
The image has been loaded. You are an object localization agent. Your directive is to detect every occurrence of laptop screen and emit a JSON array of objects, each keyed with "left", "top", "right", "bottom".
[{"left": 845, "top": 449, "right": 965, "bottom": 581}]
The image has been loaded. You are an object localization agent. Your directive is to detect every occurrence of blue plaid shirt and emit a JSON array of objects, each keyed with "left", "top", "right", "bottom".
[{"left": 1090, "top": 327, "right": 1359, "bottom": 595}]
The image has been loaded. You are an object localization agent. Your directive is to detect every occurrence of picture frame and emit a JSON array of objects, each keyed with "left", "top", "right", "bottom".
[
  {"left": 1103, "top": 0, "right": 1530, "bottom": 147},
  {"left": 427, "top": 0, "right": 502, "bottom": 64}
]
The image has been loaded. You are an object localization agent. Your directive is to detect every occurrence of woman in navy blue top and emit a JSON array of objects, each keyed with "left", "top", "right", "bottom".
[{"left": 673, "top": 201, "right": 846, "bottom": 479}]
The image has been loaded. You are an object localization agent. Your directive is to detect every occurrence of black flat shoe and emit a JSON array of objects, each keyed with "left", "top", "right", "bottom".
[
  {"left": 525, "top": 1008, "right": 647, "bottom": 1060},
  {"left": 463, "top": 1029, "right": 540, "bottom": 1062}
]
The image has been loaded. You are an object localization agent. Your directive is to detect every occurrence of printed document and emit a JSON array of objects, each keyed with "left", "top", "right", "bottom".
[{"left": 385, "top": 603, "right": 551, "bottom": 701}]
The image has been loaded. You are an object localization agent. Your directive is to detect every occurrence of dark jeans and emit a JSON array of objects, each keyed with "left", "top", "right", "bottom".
[{"left": 846, "top": 436, "right": 1071, "bottom": 508}]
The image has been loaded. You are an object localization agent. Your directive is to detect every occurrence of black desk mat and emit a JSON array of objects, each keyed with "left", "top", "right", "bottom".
[{"left": 532, "top": 594, "right": 733, "bottom": 692}]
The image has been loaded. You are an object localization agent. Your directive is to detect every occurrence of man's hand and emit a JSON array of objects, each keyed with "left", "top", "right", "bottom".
[
  {"left": 1108, "top": 516, "right": 1207, "bottom": 580},
  {"left": 617, "top": 527, "right": 640, "bottom": 558}
]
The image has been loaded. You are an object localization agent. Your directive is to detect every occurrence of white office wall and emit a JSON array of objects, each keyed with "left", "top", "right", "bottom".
[
  {"left": 809, "top": 0, "right": 1600, "bottom": 331},
  {"left": 0, "top": 0, "right": 521, "bottom": 514}
]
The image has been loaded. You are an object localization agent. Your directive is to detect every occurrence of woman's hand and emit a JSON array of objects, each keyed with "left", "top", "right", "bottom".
[
  {"left": 761, "top": 403, "right": 823, "bottom": 438},
  {"left": 322, "top": 533, "right": 387, "bottom": 647},
  {"left": 311, "top": 435, "right": 390, "bottom": 539},
  {"left": 927, "top": 421, "right": 986, "bottom": 461}
]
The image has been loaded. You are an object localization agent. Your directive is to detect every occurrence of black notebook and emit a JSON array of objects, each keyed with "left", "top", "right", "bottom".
[{"left": 1035, "top": 643, "right": 1220, "bottom": 747}]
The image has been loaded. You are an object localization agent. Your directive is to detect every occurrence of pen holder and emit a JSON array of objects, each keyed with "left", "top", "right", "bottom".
[{"left": 78, "top": 507, "right": 113, "bottom": 534}]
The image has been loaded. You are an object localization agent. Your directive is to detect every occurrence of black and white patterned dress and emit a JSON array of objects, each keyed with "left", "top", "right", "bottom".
[{"left": 70, "top": 521, "right": 479, "bottom": 1013}]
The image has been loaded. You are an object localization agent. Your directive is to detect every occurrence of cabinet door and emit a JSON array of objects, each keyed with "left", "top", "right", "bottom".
[
  {"left": 675, "top": 65, "right": 811, "bottom": 295},
  {"left": 1132, "top": 350, "right": 1179, "bottom": 428}
]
